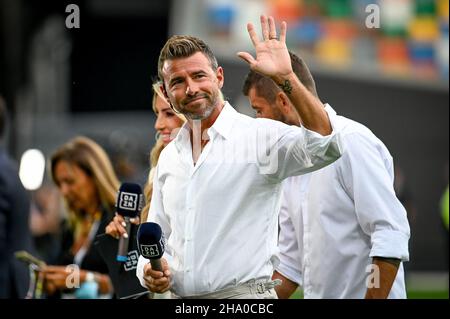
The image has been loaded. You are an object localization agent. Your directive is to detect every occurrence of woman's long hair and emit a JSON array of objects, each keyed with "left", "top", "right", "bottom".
[
  {"left": 141, "top": 83, "right": 186, "bottom": 221},
  {"left": 50, "top": 136, "right": 120, "bottom": 228}
]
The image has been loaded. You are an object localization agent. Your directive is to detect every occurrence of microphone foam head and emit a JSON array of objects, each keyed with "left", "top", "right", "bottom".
[
  {"left": 115, "top": 182, "right": 144, "bottom": 218},
  {"left": 137, "top": 222, "right": 166, "bottom": 260}
]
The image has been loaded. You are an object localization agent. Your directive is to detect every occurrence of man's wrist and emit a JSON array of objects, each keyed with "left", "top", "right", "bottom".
[
  {"left": 272, "top": 72, "right": 296, "bottom": 95},
  {"left": 373, "top": 257, "right": 401, "bottom": 267}
]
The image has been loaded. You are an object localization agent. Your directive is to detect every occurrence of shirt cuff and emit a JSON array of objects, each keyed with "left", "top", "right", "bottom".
[
  {"left": 275, "top": 263, "right": 303, "bottom": 286},
  {"left": 370, "top": 229, "right": 410, "bottom": 262},
  {"left": 301, "top": 103, "right": 338, "bottom": 136},
  {"left": 300, "top": 104, "right": 343, "bottom": 158}
]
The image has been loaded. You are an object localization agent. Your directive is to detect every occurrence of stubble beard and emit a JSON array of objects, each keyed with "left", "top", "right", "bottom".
[{"left": 180, "top": 91, "right": 220, "bottom": 121}]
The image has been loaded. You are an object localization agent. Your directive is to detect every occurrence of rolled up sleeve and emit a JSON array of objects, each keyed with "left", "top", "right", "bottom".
[
  {"left": 370, "top": 229, "right": 410, "bottom": 261},
  {"left": 341, "top": 132, "right": 410, "bottom": 262}
]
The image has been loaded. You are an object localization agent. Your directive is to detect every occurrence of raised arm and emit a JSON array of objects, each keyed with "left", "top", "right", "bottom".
[{"left": 237, "top": 15, "right": 331, "bottom": 136}]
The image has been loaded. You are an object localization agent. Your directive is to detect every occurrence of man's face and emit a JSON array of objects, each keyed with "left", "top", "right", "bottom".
[
  {"left": 247, "top": 87, "right": 287, "bottom": 123},
  {"left": 162, "top": 52, "right": 224, "bottom": 120}
]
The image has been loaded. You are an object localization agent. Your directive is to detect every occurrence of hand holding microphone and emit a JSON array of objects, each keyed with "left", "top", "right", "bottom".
[
  {"left": 115, "top": 182, "right": 144, "bottom": 262},
  {"left": 105, "top": 214, "right": 140, "bottom": 240},
  {"left": 137, "top": 222, "right": 171, "bottom": 293}
]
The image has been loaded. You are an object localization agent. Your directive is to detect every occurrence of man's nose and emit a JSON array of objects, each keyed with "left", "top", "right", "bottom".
[{"left": 185, "top": 79, "right": 199, "bottom": 96}]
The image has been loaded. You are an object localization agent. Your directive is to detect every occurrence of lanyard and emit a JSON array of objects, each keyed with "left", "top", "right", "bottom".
[{"left": 73, "top": 217, "right": 101, "bottom": 266}]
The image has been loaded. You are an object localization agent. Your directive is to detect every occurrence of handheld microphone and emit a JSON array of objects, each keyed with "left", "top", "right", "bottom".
[
  {"left": 137, "top": 222, "right": 166, "bottom": 272},
  {"left": 115, "top": 182, "right": 144, "bottom": 262}
]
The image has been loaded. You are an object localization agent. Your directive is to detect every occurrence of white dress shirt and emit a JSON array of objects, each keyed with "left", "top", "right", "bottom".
[
  {"left": 277, "top": 114, "right": 410, "bottom": 299},
  {"left": 136, "top": 102, "right": 342, "bottom": 297}
]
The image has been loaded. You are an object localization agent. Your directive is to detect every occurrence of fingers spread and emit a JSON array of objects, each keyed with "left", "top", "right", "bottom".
[
  {"left": 280, "top": 21, "right": 287, "bottom": 43},
  {"left": 237, "top": 52, "right": 256, "bottom": 67},
  {"left": 260, "top": 15, "right": 269, "bottom": 40},
  {"left": 268, "top": 16, "right": 277, "bottom": 39},
  {"left": 247, "top": 23, "right": 260, "bottom": 46}
]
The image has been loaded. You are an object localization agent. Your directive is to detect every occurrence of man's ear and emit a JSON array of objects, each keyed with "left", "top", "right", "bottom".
[
  {"left": 276, "top": 91, "right": 292, "bottom": 114},
  {"left": 216, "top": 66, "right": 224, "bottom": 89}
]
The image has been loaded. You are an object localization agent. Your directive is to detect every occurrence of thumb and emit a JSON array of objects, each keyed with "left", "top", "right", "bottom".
[
  {"left": 162, "top": 258, "right": 171, "bottom": 277},
  {"left": 144, "top": 262, "right": 152, "bottom": 275},
  {"left": 237, "top": 52, "right": 256, "bottom": 67}
]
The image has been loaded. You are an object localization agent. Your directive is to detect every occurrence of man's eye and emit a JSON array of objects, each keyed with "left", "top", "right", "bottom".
[{"left": 171, "top": 80, "right": 182, "bottom": 87}]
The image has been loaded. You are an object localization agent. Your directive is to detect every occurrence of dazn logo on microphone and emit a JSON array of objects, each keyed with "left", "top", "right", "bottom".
[{"left": 118, "top": 192, "right": 138, "bottom": 211}]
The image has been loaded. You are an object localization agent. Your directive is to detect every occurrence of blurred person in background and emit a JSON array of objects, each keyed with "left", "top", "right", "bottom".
[
  {"left": 41, "top": 136, "right": 119, "bottom": 298},
  {"left": 105, "top": 133, "right": 141, "bottom": 183},
  {"left": 242, "top": 52, "right": 410, "bottom": 299},
  {"left": 0, "top": 96, "right": 35, "bottom": 298},
  {"left": 30, "top": 181, "right": 65, "bottom": 264}
]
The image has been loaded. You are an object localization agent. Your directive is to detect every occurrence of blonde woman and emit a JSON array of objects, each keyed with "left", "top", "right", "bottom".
[
  {"left": 42, "top": 136, "right": 120, "bottom": 298},
  {"left": 105, "top": 82, "right": 185, "bottom": 236}
]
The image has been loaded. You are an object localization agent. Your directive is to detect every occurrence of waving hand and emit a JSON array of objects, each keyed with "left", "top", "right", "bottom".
[{"left": 237, "top": 15, "right": 293, "bottom": 81}]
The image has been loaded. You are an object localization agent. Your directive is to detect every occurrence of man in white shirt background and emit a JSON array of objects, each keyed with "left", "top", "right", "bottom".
[
  {"left": 136, "top": 15, "right": 343, "bottom": 298},
  {"left": 242, "top": 51, "right": 411, "bottom": 299}
]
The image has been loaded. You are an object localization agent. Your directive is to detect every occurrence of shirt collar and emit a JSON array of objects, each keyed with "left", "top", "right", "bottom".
[
  {"left": 324, "top": 103, "right": 337, "bottom": 116},
  {"left": 173, "top": 101, "right": 236, "bottom": 151},
  {"left": 207, "top": 101, "right": 236, "bottom": 140},
  {"left": 173, "top": 122, "right": 191, "bottom": 152}
]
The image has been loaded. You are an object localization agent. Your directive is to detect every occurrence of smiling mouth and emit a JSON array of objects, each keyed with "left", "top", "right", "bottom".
[
  {"left": 161, "top": 133, "right": 171, "bottom": 140},
  {"left": 184, "top": 97, "right": 205, "bottom": 106}
]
